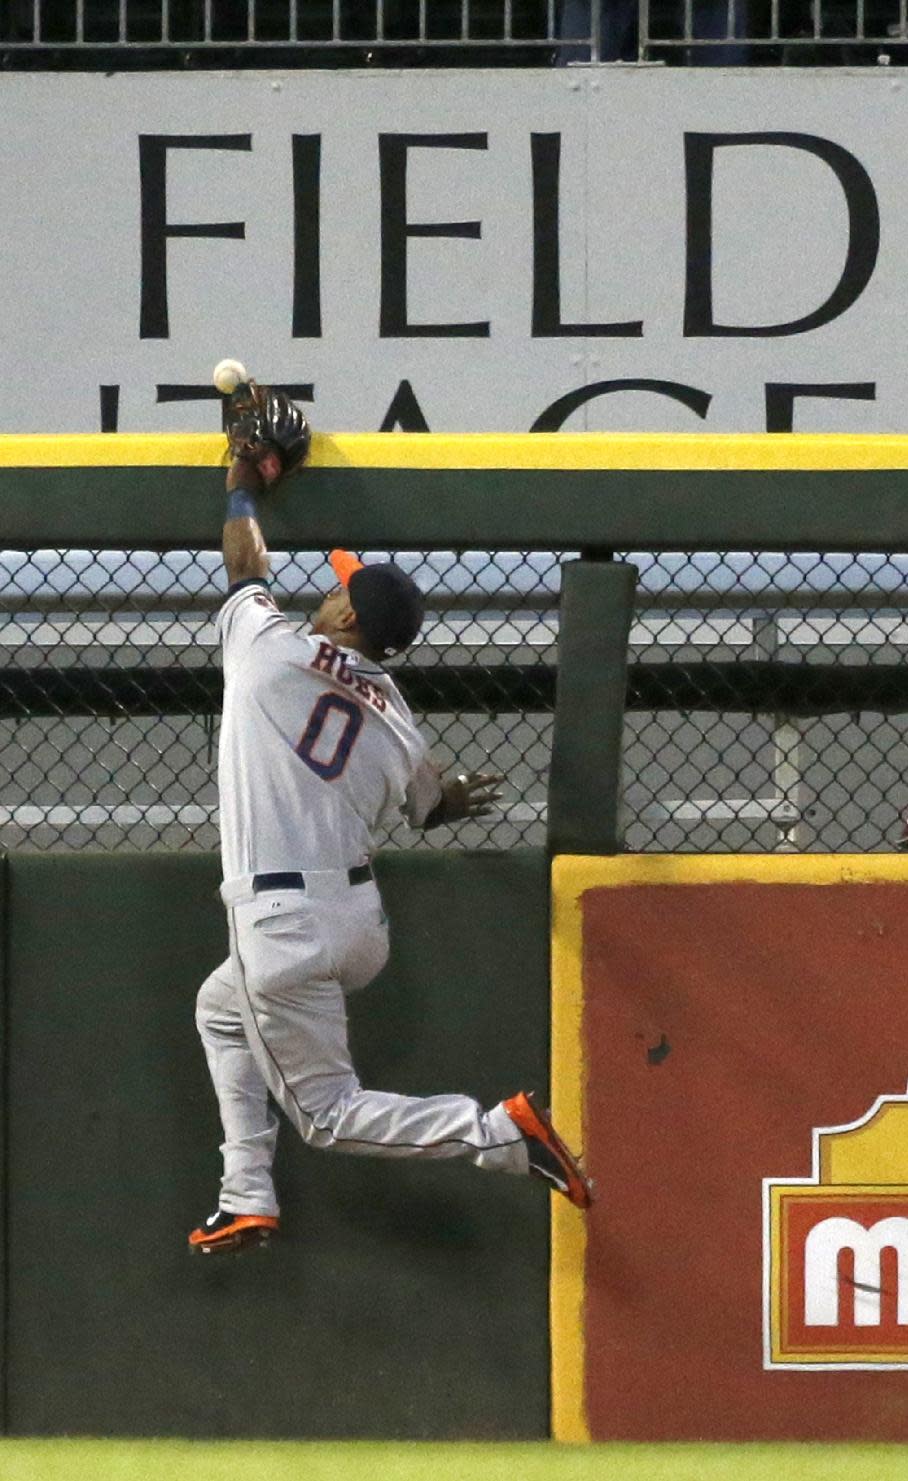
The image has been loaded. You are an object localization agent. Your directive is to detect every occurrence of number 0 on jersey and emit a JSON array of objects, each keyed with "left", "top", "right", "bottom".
[{"left": 296, "top": 693, "right": 364, "bottom": 781}]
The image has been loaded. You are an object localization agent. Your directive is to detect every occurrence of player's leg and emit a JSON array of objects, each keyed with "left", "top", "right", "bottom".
[
  {"left": 228, "top": 890, "right": 529, "bottom": 1178},
  {"left": 195, "top": 956, "right": 281, "bottom": 1217}
]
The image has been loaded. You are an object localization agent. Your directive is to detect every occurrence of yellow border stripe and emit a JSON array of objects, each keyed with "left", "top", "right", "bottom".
[
  {"left": 550, "top": 855, "right": 593, "bottom": 1443},
  {"left": 549, "top": 850, "right": 908, "bottom": 1443},
  {"left": 0, "top": 434, "right": 227, "bottom": 468},
  {"left": 4, "top": 431, "right": 908, "bottom": 471},
  {"left": 557, "top": 853, "right": 908, "bottom": 892}
]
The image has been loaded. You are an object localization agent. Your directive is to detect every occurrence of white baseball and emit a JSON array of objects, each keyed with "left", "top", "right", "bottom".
[{"left": 212, "top": 358, "right": 248, "bottom": 394}]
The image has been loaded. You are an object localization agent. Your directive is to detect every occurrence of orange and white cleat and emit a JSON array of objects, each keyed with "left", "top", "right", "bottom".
[
  {"left": 188, "top": 1209, "right": 279, "bottom": 1256},
  {"left": 503, "top": 1091, "right": 595, "bottom": 1209}
]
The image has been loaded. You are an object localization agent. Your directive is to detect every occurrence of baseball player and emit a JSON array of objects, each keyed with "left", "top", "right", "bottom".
[{"left": 189, "top": 384, "right": 593, "bottom": 1255}]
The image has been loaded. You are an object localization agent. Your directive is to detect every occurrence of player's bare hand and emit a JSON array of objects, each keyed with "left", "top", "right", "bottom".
[{"left": 441, "top": 771, "right": 505, "bottom": 822}]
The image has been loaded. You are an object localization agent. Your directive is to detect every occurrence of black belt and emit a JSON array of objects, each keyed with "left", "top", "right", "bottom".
[{"left": 252, "top": 865, "right": 373, "bottom": 893}]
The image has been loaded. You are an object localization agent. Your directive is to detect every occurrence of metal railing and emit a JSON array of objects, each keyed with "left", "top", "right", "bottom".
[
  {"left": 4, "top": 0, "right": 906, "bottom": 60},
  {"left": 0, "top": 0, "right": 595, "bottom": 55},
  {"left": 639, "top": 0, "right": 908, "bottom": 55}
]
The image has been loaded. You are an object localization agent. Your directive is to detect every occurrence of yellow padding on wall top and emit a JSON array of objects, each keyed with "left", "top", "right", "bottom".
[
  {"left": 556, "top": 852, "right": 908, "bottom": 893},
  {"left": 0, "top": 435, "right": 227, "bottom": 468},
  {"left": 4, "top": 431, "right": 908, "bottom": 471}
]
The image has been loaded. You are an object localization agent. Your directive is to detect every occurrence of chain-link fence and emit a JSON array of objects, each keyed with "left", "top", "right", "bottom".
[
  {"left": 0, "top": 547, "right": 559, "bottom": 852},
  {"left": 3, "top": 545, "right": 908, "bottom": 854},
  {"left": 622, "top": 551, "right": 908, "bottom": 854}
]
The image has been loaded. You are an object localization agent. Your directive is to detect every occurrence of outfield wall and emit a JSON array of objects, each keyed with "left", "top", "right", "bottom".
[
  {"left": 0, "top": 849, "right": 549, "bottom": 1439},
  {"left": 6, "top": 433, "right": 908, "bottom": 1438}
]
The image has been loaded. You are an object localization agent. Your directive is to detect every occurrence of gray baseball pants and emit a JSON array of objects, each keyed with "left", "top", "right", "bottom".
[{"left": 195, "top": 871, "right": 528, "bottom": 1216}]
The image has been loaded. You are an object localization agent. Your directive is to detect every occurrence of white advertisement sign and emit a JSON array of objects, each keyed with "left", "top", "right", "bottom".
[{"left": 0, "top": 68, "right": 902, "bottom": 433}]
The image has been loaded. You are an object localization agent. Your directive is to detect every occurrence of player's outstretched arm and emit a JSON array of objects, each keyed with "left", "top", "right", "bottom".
[
  {"left": 223, "top": 456, "right": 270, "bottom": 588},
  {"left": 423, "top": 771, "right": 505, "bottom": 829}
]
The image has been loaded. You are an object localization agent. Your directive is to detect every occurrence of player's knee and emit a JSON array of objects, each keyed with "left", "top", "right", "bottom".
[
  {"left": 195, "top": 962, "right": 234, "bottom": 1032},
  {"left": 300, "top": 1075, "right": 363, "bottom": 1135},
  {"left": 195, "top": 976, "right": 218, "bottom": 1030}
]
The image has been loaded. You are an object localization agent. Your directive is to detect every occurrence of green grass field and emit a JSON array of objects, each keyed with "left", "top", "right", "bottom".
[{"left": 2, "top": 1440, "right": 908, "bottom": 1481}]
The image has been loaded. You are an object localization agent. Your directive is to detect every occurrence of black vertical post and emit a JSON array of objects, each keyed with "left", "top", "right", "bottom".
[{"left": 547, "top": 559, "right": 638, "bottom": 856}]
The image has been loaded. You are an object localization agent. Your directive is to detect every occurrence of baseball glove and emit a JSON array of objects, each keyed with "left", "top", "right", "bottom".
[{"left": 225, "top": 381, "right": 312, "bottom": 489}]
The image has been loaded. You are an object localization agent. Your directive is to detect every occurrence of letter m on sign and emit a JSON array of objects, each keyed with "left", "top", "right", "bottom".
[
  {"left": 766, "top": 1188, "right": 908, "bottom": 1368},
  {"left": 764, "top": 1094, "right": 908, "bottom": 1369},
  {"left": 804, "top": 1217, "right": 908, "bottom": 1328}
]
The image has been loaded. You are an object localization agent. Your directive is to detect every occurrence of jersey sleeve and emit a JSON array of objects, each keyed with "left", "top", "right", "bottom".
[
  {"left": 217, "top": 581, "right": 290, "bottom": 673},
  {"left": 402, "top": 751, "right": 444, "bottom": 829}
]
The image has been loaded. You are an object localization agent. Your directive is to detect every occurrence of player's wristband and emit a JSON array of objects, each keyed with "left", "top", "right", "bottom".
[{"left": 226, "top": 488, "right": 258, "bottom": 521}]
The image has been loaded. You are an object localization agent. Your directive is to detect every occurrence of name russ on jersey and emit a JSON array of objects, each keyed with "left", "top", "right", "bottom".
[{"left": 311, "top": 641, "right": 387, "bottom": 712}]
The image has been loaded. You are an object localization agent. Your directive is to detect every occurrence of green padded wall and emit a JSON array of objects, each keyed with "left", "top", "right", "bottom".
[
  {"left": 4, "top": 850, "right": 549, "bottom": 1439},
  {"left": 6, "top": 466, "right": 908, "bottom": 550}
]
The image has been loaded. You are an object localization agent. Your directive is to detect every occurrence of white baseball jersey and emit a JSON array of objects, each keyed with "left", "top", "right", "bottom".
[{"left": 216, "top": 581, "right": 443, "bottom": 881}]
